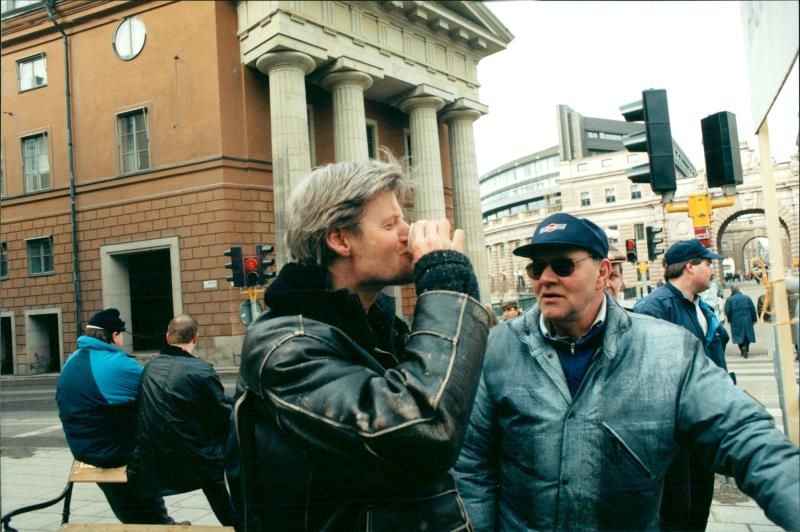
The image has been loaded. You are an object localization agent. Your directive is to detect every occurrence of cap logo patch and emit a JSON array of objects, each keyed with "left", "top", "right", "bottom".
[{"left": 540, "top": 223, "right": 567, "bottom": 234}]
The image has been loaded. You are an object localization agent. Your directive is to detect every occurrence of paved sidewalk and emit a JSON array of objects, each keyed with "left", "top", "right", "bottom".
[
  {"left": 1, "top": 448, "right": 222, "bottom": 531},
  {"left": 1, "top": 447, "right": 785, "bottom": 532}
]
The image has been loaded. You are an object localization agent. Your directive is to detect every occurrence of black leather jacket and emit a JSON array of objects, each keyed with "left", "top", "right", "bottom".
[
  {"left": 134, "top": 345, "right": 231, "bottom": 493},
  {"left": 234, "top": 251, "right": 489, "bottom": 531}
]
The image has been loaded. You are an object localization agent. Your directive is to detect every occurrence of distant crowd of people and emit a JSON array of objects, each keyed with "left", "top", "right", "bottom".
[{"left": 54, "top": 157, "right": 798, "bottom": 531}]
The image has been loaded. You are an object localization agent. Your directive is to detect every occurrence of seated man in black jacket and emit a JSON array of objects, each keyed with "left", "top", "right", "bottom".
[
  {"left": 135, "top": 314, "right": 235, "bottom": 526},
  {"left": 232, "top": 156, "right": 490, "bottom": 531}
]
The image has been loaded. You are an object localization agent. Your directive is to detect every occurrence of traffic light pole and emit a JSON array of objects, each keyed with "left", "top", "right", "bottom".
[
  {"left": 664, "top": 193, "right": 735, "bottom": 248},
  {"left": 756, "top": 119, "right": 798, "bottom": 444}
]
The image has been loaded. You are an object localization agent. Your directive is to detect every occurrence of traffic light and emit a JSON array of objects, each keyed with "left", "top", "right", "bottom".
[
  {"left": 256, "top": 244, "right": 277, "bottom": 285},
  {"left": 224, "top": 247, "right": 244, "bottom": 287},
  {"left": 243, "top": 254, "right": 260, "bottom": 287},
  {"left": 625, "top": 239, "right": 638, "bottom": 264},
  {"left": 620, "top": 89, "right": 676, "bottom": 201},
  {"left": 701, "top": 111, "right": 743, "bottom": 192},
  {"left": 646, "top": 226, "right": 664, "bottom": 261}
]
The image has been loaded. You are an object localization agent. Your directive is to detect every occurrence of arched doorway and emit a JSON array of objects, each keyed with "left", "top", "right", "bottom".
[{"left": 716, "top": 209, "right": 792, "bottom": 277}]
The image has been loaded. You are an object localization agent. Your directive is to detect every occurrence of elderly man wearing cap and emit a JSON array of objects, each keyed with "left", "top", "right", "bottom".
[
  {"left": 453, "top": 213, "right": 799, "bottom": 531},
  {"left": 56, "top": 309, "right": 176, "bottom": 525},
  {"left": 634, "top": 239, "right": 731, "bottom": 531}
]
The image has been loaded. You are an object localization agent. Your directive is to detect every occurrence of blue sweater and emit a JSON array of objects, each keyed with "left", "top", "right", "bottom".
[{"left": 56, "top": 336, "right": 142, "bottom": 467}]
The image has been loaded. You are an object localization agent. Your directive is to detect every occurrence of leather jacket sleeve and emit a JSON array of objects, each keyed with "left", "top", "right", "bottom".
[
  {"left": 677, "top": 338, "right": 800, "bottom": 530},
  {"left": 239, "top": 290, "right": 490, "bottom": 480}
]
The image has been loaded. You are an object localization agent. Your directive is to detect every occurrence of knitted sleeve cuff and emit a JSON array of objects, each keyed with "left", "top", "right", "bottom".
[{"left": 413, "top": 250, "right": 480, "bottom": 300}]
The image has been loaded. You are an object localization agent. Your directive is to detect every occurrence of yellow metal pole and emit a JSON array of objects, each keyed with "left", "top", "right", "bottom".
[{"left": 758, "top": 119, "right": 799, "bottom": 445}]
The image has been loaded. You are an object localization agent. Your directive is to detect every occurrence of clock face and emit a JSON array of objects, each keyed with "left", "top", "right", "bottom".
[{"left": 113, "top": 16, "right": 146, "bottom": 61}]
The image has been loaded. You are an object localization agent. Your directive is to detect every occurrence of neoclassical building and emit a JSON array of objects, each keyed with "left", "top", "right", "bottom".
[
  {"left": 0, "top": 1, "right": 512, "bottom": 375},
  {"left": 483, "top": 106, "right": 799, "bottom": 304}
]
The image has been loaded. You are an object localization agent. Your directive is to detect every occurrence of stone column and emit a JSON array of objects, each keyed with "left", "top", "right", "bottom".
[
  {"left": 398, "top": 96, "right": 446, "bottom": 220},
  {"left": 321, "top": 71, "right": 373, "bottom": 162},
  {"left": 442, "top": 107, "right": 490, "bottom": 303},
  {"left": 256, "top": 51, "right": 315, "bottom": 266}
]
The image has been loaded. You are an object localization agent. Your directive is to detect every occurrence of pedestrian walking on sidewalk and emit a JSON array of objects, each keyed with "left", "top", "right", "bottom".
[
  {"left": 725, "top": 286, "right": 757, "bottom": 358},
  {"left": 454, "top": 216, "right": 799, "bottom": 531},
  {"left": 56, "top": 309, "right": 176, "bottom": 525}
]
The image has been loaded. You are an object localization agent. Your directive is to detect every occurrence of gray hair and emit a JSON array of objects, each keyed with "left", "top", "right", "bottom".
[{"left": 286, "top": 155, "right": 411, "bottom": 267}]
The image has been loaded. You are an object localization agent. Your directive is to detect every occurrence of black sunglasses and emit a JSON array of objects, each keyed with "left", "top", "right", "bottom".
[{"left": 526, "top": 255, "right": 593, "bottom": 279}]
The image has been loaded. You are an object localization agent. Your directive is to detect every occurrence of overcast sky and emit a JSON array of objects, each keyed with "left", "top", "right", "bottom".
[{"left": 475, "top": 1, "right": 799, "bottom": 177}]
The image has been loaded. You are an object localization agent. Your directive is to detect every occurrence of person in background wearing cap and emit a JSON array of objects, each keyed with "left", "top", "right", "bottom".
[
  {"left": 606, "top": 245, "right": 627, "bottom": 300},
  {"left": 501, "top": 300, "right": 521, "bottom": 321},
  {"left": 56, "top": 309, "right": 176, "bottom": 525},
  {"left": 633, "top": 239, "right": 731, "bottom": 531},
  {"left": 453, "top": 213, "right": 799, "bottom": 531}
]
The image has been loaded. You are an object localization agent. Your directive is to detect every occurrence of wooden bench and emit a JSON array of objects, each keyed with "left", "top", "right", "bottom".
[
  {"left": 1, "top": 460, "right": 233, "bottom": 531},
  {"left": 1, "top": 460, "right": 127, "bottom": 531}
]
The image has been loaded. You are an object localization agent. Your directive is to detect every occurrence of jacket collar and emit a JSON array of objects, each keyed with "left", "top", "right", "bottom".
[
  {"left": 263, "top": 262, "right": 404, "bottom": 355},
  {"left": 160, "top": 344, "right": 193, "bottom": 358},
  {"left": 514, "top": 294, "right": 631, "bottom": 361}
]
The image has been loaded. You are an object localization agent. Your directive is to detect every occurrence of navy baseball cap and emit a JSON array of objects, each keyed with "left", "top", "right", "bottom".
[
  {"left": 513, "top": 213, "right": 609, "bottom": 259},
  {"left": 664, "top": 239, "right": 724, "bottom": 266}
]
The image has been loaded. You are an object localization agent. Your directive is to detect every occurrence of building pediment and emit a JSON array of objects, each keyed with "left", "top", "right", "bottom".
[{"left": 237, "top": 1, "right": 512, "bottom": 104}]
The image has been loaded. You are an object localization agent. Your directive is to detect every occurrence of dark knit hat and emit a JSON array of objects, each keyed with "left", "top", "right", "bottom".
[{"left": 87, "top": 308, "right": 126, "bottom": 333}]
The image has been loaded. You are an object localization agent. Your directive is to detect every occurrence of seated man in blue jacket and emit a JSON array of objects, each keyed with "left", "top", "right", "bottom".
[
  {"left": 56, "top": 308, "right": 175, "bottom": 524},
  {"left": 454, "top": 213, "right": 798, "bottom": 531}
]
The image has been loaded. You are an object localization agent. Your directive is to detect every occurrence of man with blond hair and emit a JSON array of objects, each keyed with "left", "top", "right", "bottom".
[{"left": 232, "top": 157, "right": 490, "bottom": 531}]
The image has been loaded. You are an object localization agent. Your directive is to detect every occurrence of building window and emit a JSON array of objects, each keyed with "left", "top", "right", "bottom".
[
  {"left": 117, "top": 109, "right": 150, "bottom": 174},
  {"left": 605, "top": 187, "right": 616, "bottom": 203},
  {"left": 21, "top": 132, "right": 50, "bottom": 193},
  {"left": 601, "top": 158, "right": 612, "bottom": 167},
  {"left": 1, "top": 0, "right": 39, "bottom": 14},
  {"left": 627, "top": 153, "right": 640, "bottom": 162},
  {"left": 17, "top": 53, "right": 46, "bottom": 91},
  {"left": 113, "top": 16, "right": 146, "bottom": 60},
  {"left": 27, "top": 236, "right": 53, "bottom": 275},
  {"left": 577, "top": 162, "right": 588, "bottom": 171},
  {"left": 580, "top": 191, "right": 591, "bottom": 207},
  {"left": 607, "top": 225, "right": 619, "bottom": 245},
  {"left": 0, "top": 241, "right": 8, "bottom": 279},
  {"left": 631, "top": 184, "right": 642, "bottom": 200},
  {"left": 366, "top": 120, "right": 378, "bottom": 159},
  {"left": 634, "top": 223, "right": 645, "bottom": 241}
]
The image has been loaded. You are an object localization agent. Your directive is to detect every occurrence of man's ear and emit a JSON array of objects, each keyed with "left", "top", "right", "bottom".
[
  {"left": 597, "top": 258, "right": 612, "bottom": 289},
  {"left": 325, "top": 228, "right": 352, "bottom": 258}
]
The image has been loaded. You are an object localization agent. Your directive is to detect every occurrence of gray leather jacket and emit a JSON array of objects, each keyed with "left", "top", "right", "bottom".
[{"left": 454, "top": 295, "right": 799, "bottom": 531}]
